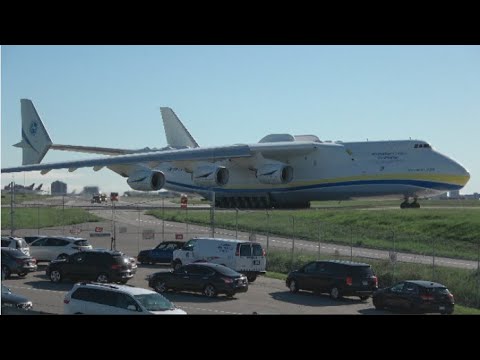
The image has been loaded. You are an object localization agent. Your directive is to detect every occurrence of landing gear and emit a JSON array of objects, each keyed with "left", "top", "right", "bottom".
[{"left": 400, "top": 197, "right": 420, "bottom": 209}]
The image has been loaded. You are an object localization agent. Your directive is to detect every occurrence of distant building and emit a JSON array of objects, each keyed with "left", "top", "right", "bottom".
[
  {"left": 83, "top": 186, "right": 100, "bottom": 196},
  {"left": 51, "top": 181, "right": 67, "bottom": 195}
]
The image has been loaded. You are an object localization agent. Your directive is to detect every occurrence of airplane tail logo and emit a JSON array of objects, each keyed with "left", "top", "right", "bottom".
[
  {"left": 14, "top": 99, "right": 53, "bottom": 165},
  {"left": 160, "top": 107, "right": 199, "bottom": 148}
]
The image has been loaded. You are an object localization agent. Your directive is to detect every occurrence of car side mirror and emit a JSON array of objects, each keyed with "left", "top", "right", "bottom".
[{"left": 127, "top": 304, "right": 138, "bottom": 311}]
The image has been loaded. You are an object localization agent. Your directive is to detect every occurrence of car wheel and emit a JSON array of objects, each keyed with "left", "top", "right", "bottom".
[
  {"left": 2, "top": 265, "right": 11, "bottom": 279},
  {"left": 330, "top": 287, "right": 341, "bottom": 300},
  {"left": 247, "top": 275, "right": 257, "bottom": 283},
  {"left": 119, "top": 279, "right": 129, "bottom": 284},
  {"left": 289, "top": 279, "right": 299, "bottom": 293},
  {"left": 154, "top": 280, "right": 167, "bottom": 293},
  {"left": 96, "top": 273, "right": 109, "bottom": 283},
  {"left": 49, "top": 269, "right": 63, "bottom": 283},
  {"left": 226, "top": 292, "right": 235, "bottom": 298},
  {"left": 173, "top": 261, "right": 182, "bottom": 271},
  {"left": 359, "top": 296, "right": 369, "bottom": 301},
  {"left": 203, "top": 284, "right": 217, "bottom": 298},
  {"left": 17, "top": 272, "right": 28, "bottom": 278},
  {"left": 57, "top": 254, "right": 69, "bottom": 260}
]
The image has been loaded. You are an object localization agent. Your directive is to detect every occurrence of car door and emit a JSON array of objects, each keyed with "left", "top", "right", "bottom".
[
  {"left": 384, "top": 282, "right": 405, "bottom": 308},
  {"left": 170, "top": 266, "right": 190, "bottom": 291},
  {"left": 398, "top": 282, "right": 419, "bottom": 310},
  {"left": 296, "top": 262, "right": 318, "bottom": 290},
  {"left": 67, "top": 252, "right": 90, "bottom": 280},
  {"left": 29, "top": 237, "right": 49, "bottom": 261}
]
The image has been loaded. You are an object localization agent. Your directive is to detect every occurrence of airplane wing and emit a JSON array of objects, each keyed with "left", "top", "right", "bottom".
[
  {"left": 50, "top": 144, "right": 134, "bottom": 156},
  {"left": 1, "top": 142, "right": 321, "bottom": 174},
  {"left": 1, "top": 145, "right": 253, "bottom": 174}
]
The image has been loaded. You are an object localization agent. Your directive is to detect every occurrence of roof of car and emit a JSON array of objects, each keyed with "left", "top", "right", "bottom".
[
  {"left": 319, "top": 260, "right": 371, "bottom": 267},
  {"left": 404, "top": 280, "right": 447, "bottom": 288},
  {"left": 75, "top": 282, "right": 156, "bottom": 295},
  {"left": 193, "top": 237, "right": 259, "bottom": 244}
]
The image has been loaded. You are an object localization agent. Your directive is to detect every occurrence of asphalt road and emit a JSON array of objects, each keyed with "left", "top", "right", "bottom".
[{"left": 1, "top": 265, "right": 381, "bottom": 315}]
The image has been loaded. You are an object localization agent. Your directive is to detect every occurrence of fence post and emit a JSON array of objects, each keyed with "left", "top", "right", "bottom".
[
  {"left": 350, "top": 226, "right": 353, "bottom": 261},
  {"left": 137, "top": 207, "right": 140, "bottom": 253},
  {"left": 210, "top": 191, "right": 215, "bottom": 238},
  {"left": 392, "top": 230, "right": 396, "bottom": 283},
  {"left": 10, "top": 182, "right": 15, "bottom": 236},
  {"left": 37, "top": 203, "right": 40, "bottom": 235},
  {"left": 185, "top": 207, "right": 189, "bottom": 239},
  {"left": 62, "top": 194, "right": 65, "bottom": 236},
  {"left": 432, "top": 237, "right": 436, "bottom": 281},
  {"left": 266, "top": 211, "right": 270, "bottom": 253},
  {"left": 318, "top": 222, "right": 321, "bottom": 260},
  {"left": 235, "top": 208, "right": 239, "bottom": 239},
  {"left": 477, "top": 240, "right": 480, "bottom": 308},
  {"left": 162, "top": 197, "right": 165, "bottom": 241},
  {"left": 290, "top": 216, "right": 295, "bottom": 271}
]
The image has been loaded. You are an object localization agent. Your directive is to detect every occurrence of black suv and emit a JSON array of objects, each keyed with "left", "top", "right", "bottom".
[
  {"left": 373, "top": 280, "right": 455, "bottom": 314},
  {"left": 286, "top": 260, "right": 378, "bottom": 300},
  {"left": 46, "top": 250, "right": 137, "bottom": 284}
]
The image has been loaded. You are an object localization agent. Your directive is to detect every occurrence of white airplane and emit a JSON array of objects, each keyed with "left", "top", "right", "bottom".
[{"left": 1, "top": 99, "right": 470, "bottom": 209}]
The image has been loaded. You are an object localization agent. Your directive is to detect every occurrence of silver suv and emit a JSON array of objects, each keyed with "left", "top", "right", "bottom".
[
  {"left": 64, "top": 282, "right": 187, "bottom": 315},
  {"left": 29, "top": 236, "right": 92, "bottom": 262}
]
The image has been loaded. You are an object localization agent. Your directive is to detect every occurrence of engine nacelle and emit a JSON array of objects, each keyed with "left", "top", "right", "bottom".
[
  {"left": 257, "top": 164, "right": 293, "bottom": 184},
  {"left": 127, "top": 169, "right": 165, "bottom": 191},
  {"left": 193, "top": 165, "right": 229, "bottom": 187}
]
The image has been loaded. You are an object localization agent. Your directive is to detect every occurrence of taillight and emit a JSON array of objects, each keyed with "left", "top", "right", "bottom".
[
  {"left": 262, "top": 249, "right": 266, "bottom": 257},
  {"left": 63, "top": 298, "right": 70, "bottom": 304},
  {"left": 420, "top": 294, "right": 434, "bottom": 301},
  {"left": 111, "top": 264, "right": 122, "bottom": 270},
  {"left": 448, "top": 293, "right": 454, "bottom": 301},
  {"left": 346, "top": 276, "right": 353, "bottom": 286},
  {"left": 221, "top": 277, "right": 234, "bottom": 284},
  {"left": 372, "top": 276, "right": 378, "bottom": 287},
  {"left": 235, "top": 246, "right": 240, "bottom": 256},
  {"left": 32, "top": 258, "right": 37, "bottom": 264}
]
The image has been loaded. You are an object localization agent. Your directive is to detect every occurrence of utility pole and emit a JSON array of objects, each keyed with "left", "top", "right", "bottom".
[
  {"left": 111, "top": 200, "right": 117, "bottom": 251},
  {"left": 62, "top": 194, "right": 65, "bottom": 235},
  {"left": 235, "top": 208, "right": 239, "bottom": 239},
  {"left": 318, "top": 222, "right": 321, "bottom": 260},
  {"left": 266, "top": 211, "right": 270, "bottom": 253}
]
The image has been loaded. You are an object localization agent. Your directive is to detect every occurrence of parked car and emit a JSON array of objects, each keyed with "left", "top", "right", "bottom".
[
  {"left": 29, "top": 236, "right": 92, "bottom": 262},
  {"left": 148, "top": 262, "right": 249, "bottom": 298},
  {"left": 137, "top": 241, "right": 185, "bottom": 265},
  {"left": 286, "top": 260, "right": 378, "bottom": 300},
  {"left": 1, "top": 248, "right": 37, "bottom": 278},
  {"left": 1, "top": 236, "right": 30, "bottom": 256},
  {"left": 1, "top": 285, "right": 33, "bottom": 310},
  {"left": 46, "top": 249, "right": 137, "bottom": 284},
  {"left": 373, "top": 280, "right": 455, "bottom": 314},
  {"left": 172, "top": 237, "right": 266, "bottom": 282},
  {"left": 64, "top": 282, "right": 186, "bottom": 315}
]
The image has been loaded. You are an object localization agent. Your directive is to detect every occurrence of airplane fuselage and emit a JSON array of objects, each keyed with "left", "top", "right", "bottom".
[{"left": 143, "top": 139, "right": 469, "bottom": 208}]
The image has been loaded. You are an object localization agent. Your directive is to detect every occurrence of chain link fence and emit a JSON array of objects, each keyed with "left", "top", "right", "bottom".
[{"left": 3, "top": 198, "right": 480, "bottom": 308}]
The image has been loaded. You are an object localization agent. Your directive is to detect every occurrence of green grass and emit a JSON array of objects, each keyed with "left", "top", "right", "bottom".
[
  {"left": 146, "top": 207, "right": 480, "bottom": 260},
  {"left": 1, "top": 193, "right": 52, "bottom": 204},
  {"left": 453, "top": 305, "right": 480, "bottom": 314},
  {"left": 265, "top": 249, "right": 480, "bottom": 309},
  {"left": 1, "top": 207, "right": 101, "bottom": 229},
  {"left": 310, "top": 199, "right": 480, "bottom": 208}
]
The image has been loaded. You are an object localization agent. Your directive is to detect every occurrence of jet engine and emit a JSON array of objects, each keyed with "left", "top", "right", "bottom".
[
  {"left": 193, "top": 165, "right": 229, "bottom": 187},
  {"left": 127, "top": 169, "right": 165, "bottom": 191},
  {"left": 257, "top": 164, "right": 293, "bottom": 184}
]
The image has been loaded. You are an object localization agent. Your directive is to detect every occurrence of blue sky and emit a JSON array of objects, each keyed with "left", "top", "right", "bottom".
[{"left": 1, "top": 45, "right": 479, "bottom": 195}]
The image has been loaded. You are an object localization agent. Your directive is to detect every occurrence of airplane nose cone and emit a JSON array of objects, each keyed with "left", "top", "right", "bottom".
[{"left": 454, "top": 161, "right": 470, "bottom": 187}]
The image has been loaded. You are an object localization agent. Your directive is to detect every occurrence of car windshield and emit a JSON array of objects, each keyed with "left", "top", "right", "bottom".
[{"left": 134, "top": 293, "right": 175, "bottom": 311}]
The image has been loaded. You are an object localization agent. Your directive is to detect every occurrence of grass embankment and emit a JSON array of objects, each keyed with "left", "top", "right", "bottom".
[
  {"left": 146, "top": 207, "right": 480, "bottom": 260},
  {"left": 265, "top": 250, "right": 480, "bottom": 310},
  {"left": 1, "top": 208, "right": 101, "bottom": 229}
]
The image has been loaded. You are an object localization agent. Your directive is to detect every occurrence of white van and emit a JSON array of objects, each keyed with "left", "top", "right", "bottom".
[{"left": 172, "top": 237, "right": 266, "bottom": 282}]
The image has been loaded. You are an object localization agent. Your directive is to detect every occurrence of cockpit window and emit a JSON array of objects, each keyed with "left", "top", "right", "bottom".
[{"left": 414, "top": 143, "right": 431, "bottom": 149}]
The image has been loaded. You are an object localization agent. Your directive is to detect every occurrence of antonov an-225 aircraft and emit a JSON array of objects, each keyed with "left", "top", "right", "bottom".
[{"left": 1, "top": 99, "right": 470, "bottom": 209}]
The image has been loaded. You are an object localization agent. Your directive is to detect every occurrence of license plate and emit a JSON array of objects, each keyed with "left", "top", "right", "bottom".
[
  {"left": 362, "top": 280, "right": 368, "bottom": 286},
  {"left": 439, "top": 306, "right": 445, "bottom": 311},
  {"left": 253, "top": 260, "right": 260, "bottom": 265}
]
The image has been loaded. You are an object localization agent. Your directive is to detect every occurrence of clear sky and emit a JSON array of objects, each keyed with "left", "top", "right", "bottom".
[{"left": 1, "top": 45, "right": 479, "bottom": 195}]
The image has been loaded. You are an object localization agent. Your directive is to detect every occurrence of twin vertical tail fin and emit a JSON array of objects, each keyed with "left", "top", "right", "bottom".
[
  {"left": 160, "top": 107, "right": 199, "bottom": 148},
  {"left": 14, "top": 99, "right": 53, "bottom": 165}
]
